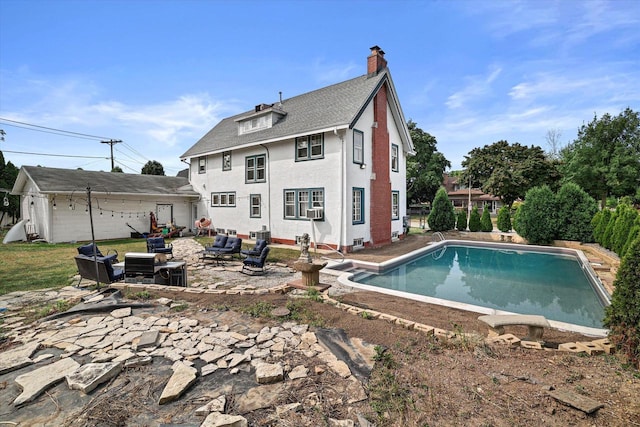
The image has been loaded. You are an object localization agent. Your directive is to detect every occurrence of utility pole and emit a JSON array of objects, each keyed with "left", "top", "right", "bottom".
[{"left": 101, "top": 139, "right": 122, "bottom": 170}]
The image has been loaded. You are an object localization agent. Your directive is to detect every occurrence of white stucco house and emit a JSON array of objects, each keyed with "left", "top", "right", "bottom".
[
  {"left": 10, "top": 166, "right": 200, "bottom": 243},
  {"left": 181, "top": 46, "right": 414, "bottom": 252}
]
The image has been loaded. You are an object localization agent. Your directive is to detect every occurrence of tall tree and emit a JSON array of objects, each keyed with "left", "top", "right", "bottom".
[
  {"left": 406, "top": 121, "right": 450, "bottom": 206},
  {"left": 0, "top": 151, "right": 20, "bottom": 222},
  {"left": 561, "top": 108, "right": 640, "bottom": 207},
  {"left": 141, "top": 160, "right": 165, "bottom": 176},
  {"left": 462, "top": 140, "right": 559, "bottom": 207}
]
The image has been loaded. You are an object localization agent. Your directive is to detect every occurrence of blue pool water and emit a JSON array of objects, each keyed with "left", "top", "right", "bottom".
[{"left": 350, "top": 244, "right": 606, "bottom": 328}]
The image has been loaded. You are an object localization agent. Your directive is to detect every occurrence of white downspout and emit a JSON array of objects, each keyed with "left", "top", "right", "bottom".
[
  {"left": 260, "top": 144, "right": 272, "bottom": 234},
  {"left": 335, "top": 127, "right": 345, "bottom": 252}
]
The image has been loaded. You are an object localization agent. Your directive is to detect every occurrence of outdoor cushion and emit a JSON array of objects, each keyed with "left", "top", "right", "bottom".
[{"left": 77, "top": 243, "right": 103, "bottom": 257}]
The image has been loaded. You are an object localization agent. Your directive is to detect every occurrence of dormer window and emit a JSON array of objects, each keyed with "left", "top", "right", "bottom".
[
  {"left": 241, "top": 115, "right": 269, "bottom": 133},
  {"left": 236, "top": 104, "right": 287, "bottom": 135}
]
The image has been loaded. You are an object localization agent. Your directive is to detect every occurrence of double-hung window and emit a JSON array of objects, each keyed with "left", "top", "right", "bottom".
[
  {"left": 295, "top": 133, "right": 324, "bottom": 161},
  {"left": 246, "top": 154, "right": 266, "bottom": 183},
  {"left": 391, "top": 144, "right": 399, "bottom": 172},
  {"left": 352, "top": 188, "right": 364, "bottom": 224},
  {"left": 250, "top": 194, "right": 261, "bottom": 218},
  {"left": 391, "top": 191, "right": 399, "bottom": 220},
  {"left": 353, "top": 130, "right": 364, "bottom": 164},
  {"left": 283, "top": 188, "right": 324, "bottom": 220},
  {"left": 198, "top": 157, "right": 206, "bottom": 174}
]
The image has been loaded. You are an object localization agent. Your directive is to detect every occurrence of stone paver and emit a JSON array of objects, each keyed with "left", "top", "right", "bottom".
[
  {"left": 158, "top": 361, "right": 198, "bottom": 404},
  {"left": 0, "top": 341, "right": 40, "bottom": 375},
  {"left": 66, "top": 361, "right": 122, "bottom": 393},
  {"left": 14, "top": 357, "right": 80, "bottom": 406}
]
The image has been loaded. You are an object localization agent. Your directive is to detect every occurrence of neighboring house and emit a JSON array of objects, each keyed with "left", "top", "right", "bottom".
[
  {"left": 11, "top": 166, "right": 200, "bottom": 243},
  {"left": 443, "top": 173, "right": 502, "bottom": 213},
  {"left": 181, "top": 46, "right": 415, "bottom": 252}
]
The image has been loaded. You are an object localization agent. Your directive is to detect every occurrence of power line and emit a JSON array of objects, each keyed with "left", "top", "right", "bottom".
[
  {"left": 0, "top": 117, "right": 117, "bottom": 141},
  {"left": 2, "top": 149, "right": 109, "bottom": 159}
]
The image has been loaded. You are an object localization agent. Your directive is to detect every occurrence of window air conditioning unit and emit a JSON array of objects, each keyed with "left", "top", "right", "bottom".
[{"left": 306, "top": 208, "right": 323, "bottom": 220}]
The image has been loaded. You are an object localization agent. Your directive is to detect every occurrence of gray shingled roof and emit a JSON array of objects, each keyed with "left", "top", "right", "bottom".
[
  {"left": 14, "top": 166, "right": 199, "bottom": 197},
  {"left": 180, "top": 70, "right": 388, "bottom": 158}
]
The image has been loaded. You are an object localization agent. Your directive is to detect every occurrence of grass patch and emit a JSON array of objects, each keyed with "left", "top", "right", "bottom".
[
  {"left": 170, "top": 303, "right": 189, "bottom": 312},
  {"left": 239, "top": 301, "right": 276, "bottom": 318},
  {"left": 126, "top": 290, "right": 153, "bottom": 300},
  {"left": 0, "top": 238, "right": 148, "bottom": 296},
  {"left": 369, "top": 346, "right": 415, "bottom": 424}
]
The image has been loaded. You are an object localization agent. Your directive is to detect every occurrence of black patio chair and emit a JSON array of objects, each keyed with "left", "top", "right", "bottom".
[
  {"left": 146, "top": 236, "right": 173, "bottom": 259},
  {"left": 241, "top": 246, "right": 270, "bottom": 275}
]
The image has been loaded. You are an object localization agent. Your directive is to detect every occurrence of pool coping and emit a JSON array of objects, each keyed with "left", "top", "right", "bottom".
[{"left": 325, "top": 239, "right": 610, "bottom": 337}]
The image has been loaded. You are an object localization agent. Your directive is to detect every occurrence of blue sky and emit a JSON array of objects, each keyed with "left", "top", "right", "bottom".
[{"left": 1, "top": 0, "right": 638, "bottom": 176}]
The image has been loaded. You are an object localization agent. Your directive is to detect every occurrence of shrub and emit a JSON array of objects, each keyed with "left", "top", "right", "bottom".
[
  {"left": 427, "top": 188, "right": 456, "bottom": 232},
  {"left": 555, "top": 183, "right": 598, "bottom": 242},
  {"left": 593, "top": 209, "right": 612, "bottom": 244},
  {"left": 514, "top": 185, "right": 557, "bottom": 245},
  {"left": 612, "top": 203, "right": 638, "bottom": 255},
  {"left": 497, "top": 206, "right": 512, "bottom": 232},
  {"left": 468, "top": 206, "right": 481, "bottom": 232},
  {"left": 603, "top": 236, "right": 640, "bottom": 369},
  {"left": 456, "top": 210, "right": 467, "bottom": 231},
  {"left": 601, "top": 208, "right": 619, "bottom": 250},
  {"left": 480, "top": 207, "right": 493, "bottom": 232},
  {"left": 622, "top": 216, "right": 640, "bottom": 258}
]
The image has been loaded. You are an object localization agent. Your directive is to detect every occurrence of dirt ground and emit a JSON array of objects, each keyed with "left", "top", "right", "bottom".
[
  {"left": 147, "top": 231, "right": 639, "bottom": 427},
  {"left": 4, "top": 232, "right": 639, "bottom": 426}
]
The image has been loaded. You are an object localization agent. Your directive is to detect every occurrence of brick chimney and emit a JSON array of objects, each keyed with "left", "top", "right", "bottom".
[{"left": 367, "top": 45, "right": 387, "bottom": 76}]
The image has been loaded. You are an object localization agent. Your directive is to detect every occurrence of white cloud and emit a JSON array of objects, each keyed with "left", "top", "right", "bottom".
[{"left": 446, "top": 66, "right": 502, "bottom": 110}]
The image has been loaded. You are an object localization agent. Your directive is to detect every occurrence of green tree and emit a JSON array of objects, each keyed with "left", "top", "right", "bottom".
[
  {"left": 603, "top": 236, "right": 640, "bottom": 369},
  {"left": 0, "top": 152, "right": 20, "bottom": 223},
  {"left": 141, "top": 160, "right": 165, "bottom": 176},
  {"left": 456, "top": 210, "right": 467, "bottom": 231},
  {"left": 497, "top": 206, "right": 512, "bottom": 232},
  {"left": 427, "top": 187, "right": 455, "bottom": 232},
  {"left": 623, "top": 216, "right": 640, "bottom": 258},
  {"left": 462, "top": 140, "right": 560, "bottom": 207},
  {"left": 406, "top": 121, "right": 450, "bottom": 206},
  {"left": 513, "top": 185, "right": 557, "bottom": 245},
  {"left": 468, "top": 206, "right": 481, "bottom": 232},
  {"left": 593, "top": 209, "right": 612, "bottom": 244},
  {"left": 611, "top": 202, "right": 639, "bottom": 255},
  {"left": 561, "top": 108, "right": 640, "bottom": 208},
  {"left": 555, "top": 183, "right": 598, "bottom": 242},
  {"left": 480, "top": 206, "right": 493, "bottom": 232},
  {"left": 111, "top": 166, "right": 124, "bottom": 173}
]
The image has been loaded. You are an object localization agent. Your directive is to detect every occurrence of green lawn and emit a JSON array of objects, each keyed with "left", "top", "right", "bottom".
[{"left": 0, "top": 236, "right": 299, "bottom": 296}]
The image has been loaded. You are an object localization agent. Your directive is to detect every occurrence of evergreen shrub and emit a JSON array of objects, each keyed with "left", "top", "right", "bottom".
[
  {"left": 480, "top": 207, "right": 493, "bottom": 232},
  {"left": 497, "top": 206, "right": 512, "bottom": 232},
  {"left": 604, "top": 236, "right": 640, "bottom": 369},
  {"left": 456, "top": 210, "right": 467, "bottom": 231},
  {"left": 427, "top": 188, "right": 456, "bottom": 232},
  {"left": 513, "top": 185, "right": 557, "bottom": 245},
  {"left": 468, "top": 206, "right": 481, "bottom": 232},
  {"left": 555, "top": 183, "right": 598, "bottom": 242}
]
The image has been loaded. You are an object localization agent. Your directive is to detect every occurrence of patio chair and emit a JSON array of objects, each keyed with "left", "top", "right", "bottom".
[
  {"left": 75, "top": 254, "right": 124, "bottom": 286},
  {"left": 146, "top": 236, "right": 173, "bottom": 259},
  {"left": 217, "top": 237, "right": 243, "bottom": 256},
  {"left": 204, "top": 237, "right": 243, "bottom": 264},
  {"left": 241, "top": 239, "right": 268, "bottom": 257},
  {"left": 201, "top": 234, "right": 228, "bottom": 262},
  {"left": 241, "top": 246, "right": 270, "bottom": 275},
  {"left": 77, "top": 243, "right": 118, "bottom": 263}
]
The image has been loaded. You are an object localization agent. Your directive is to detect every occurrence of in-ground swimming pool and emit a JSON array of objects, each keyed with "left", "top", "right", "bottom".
[{"left": 335, "top": 240, "right": 610, "bottom": 332}]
